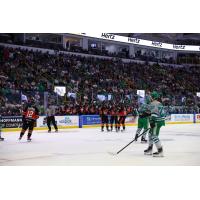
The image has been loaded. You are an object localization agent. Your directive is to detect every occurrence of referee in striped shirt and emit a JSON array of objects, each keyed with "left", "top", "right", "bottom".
[{"left": 46, "top": 105, "right": 58, "bottom": 133}]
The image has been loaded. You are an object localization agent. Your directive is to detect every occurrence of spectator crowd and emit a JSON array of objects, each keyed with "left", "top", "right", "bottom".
[{"left": 0, "top": 45, "right": 200, "bottom": 116}]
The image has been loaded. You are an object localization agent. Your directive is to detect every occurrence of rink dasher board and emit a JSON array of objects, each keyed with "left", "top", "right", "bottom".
[
  {"left": 1, "top": 122, "right": 195, "bottom": 132},
  {"left": 1, "top": 113, "right": 199, "bottom": 132},
  {"left": 81, "top": 121, "right": 195, "bottom": 128},
  {"left": 1, "top": 125, "right": 79, "bottom": 132}
]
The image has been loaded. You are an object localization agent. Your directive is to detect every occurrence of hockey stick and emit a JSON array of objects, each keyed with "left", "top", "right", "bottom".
[{"left": 108, "top": 128, "right": 150, "bottom": 155}]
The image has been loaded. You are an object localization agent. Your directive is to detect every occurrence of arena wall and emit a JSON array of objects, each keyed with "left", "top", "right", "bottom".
[{"left": 1, "top": 114, "right": 199, "bottom": 132}]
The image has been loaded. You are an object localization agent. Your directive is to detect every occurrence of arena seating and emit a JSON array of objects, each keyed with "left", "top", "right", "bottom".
[{"left": 0, "top": 45, "right": 200, "bottom": 116}]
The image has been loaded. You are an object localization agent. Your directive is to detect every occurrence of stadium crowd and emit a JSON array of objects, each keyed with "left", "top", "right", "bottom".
[{"left": 0, "top": 45, "right": 200, "bottom": 116}]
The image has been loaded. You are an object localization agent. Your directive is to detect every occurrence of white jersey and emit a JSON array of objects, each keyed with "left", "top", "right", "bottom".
[
  {"left": 46, "top": 106, "right": 56, "bottom": 116},
  {"left": 148, "top": 100, "right": 166, "bottom": 122}
]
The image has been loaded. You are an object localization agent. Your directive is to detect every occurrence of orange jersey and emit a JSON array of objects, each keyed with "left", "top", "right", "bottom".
[
  {"left": 119, "top": 110, "right": 127, "bottom": 116},
  {"left": 23, "top": 106, "right": 39, "bottom": 121},
  {"left": 100, "top": 108, "right": 108, "bottom": 115},
  {"left": 110, "top": 109, "right": 117, "bottom": 116}
]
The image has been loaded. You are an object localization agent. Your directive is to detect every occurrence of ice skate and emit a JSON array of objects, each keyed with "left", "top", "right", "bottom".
[
  {"left": 27, "top": 137, "right": 32, "bottom": 142},
  {"left": 106, "top": 127, "right": 110, "bottom": 132},
  {"left": 0, "top": 137, "right": 4, "bottom": 141},
  {"left": 144, "top": 145, "right": 153, "bottom": 155},
  {"left": 18, "top": 133, "right": 23, "bottom": 140},
  {"left": 153, "top": 147, "right": 164, "bottom": 157},
  {"left": 121, "top": 128, "right": 125, "bottom": 132},
  {"left": 141, "top": 136, "right": 147, "bottom": 143}
]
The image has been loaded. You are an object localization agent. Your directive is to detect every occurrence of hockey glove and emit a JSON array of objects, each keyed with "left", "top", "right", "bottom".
[{"left": 150, "top": 121, "right": 155, "bottom": 128}]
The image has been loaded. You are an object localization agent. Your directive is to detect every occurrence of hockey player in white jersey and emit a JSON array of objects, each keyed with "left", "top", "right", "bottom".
[{"left": 144, "top": 91, "right": 166, "bottom": 157}]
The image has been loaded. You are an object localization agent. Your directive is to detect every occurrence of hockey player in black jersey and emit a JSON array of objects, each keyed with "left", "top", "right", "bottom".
[
  {"left": 109, "top": 106, "right": 118, "bottom": 132},
  {"left": 100, "top": 106, "right": 110, "bottom": 132}
]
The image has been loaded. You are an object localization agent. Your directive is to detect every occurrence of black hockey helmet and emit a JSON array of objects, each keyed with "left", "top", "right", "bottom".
[{"left": 27, "top": 97, "right": 35, "bottom": 107}]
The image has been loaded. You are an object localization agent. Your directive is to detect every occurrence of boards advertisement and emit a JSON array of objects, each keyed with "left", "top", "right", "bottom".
[
  {"left": 170, "top": 114, "right": 194, "bottom": 123},
  {"left": 0, "top": 116, "right": 23, "bottom": 128},
  {"left": 36, "top": 116, "right": 79, "bottom": 128},
  {"left": 195, "top": 114, "right": 200, "bottom": 123}
]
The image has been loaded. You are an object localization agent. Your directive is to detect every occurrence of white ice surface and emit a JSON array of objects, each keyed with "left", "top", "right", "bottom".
[{"left": 0, "top": 124, "right": 200, "bottom": 166}]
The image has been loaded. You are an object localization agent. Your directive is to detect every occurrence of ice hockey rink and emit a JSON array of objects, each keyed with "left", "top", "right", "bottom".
[{"left": 0, "top": 124, "right": 200, "bottom": 166}]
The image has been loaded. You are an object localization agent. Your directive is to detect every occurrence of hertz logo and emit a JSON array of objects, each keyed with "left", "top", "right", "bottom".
[
  {"left": 101, "top": 33, "right": 115, "bottom": 40},
  {"left": 128, "top": 37, "right": 140, "bottom": 44},
  {"left": 173, "top": 45, "right": 185, "bottom": 49},
  {"left": 152, "top": 41, "right": 162, "bottom": 47}
]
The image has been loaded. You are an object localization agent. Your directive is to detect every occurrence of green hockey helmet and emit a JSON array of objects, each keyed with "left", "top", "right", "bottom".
[{"left": 151, "top": 91, "right": 160, "bottom": 100}]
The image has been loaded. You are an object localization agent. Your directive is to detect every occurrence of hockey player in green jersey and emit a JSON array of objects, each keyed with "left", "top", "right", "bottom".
[
  {"left": 134, "top": 96, "right": 151, "bottom": 143},
  {"left": 144, "top": 91, "right": 166, "bottom": 157}
]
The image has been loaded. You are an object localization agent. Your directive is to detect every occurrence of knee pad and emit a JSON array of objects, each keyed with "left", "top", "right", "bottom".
[{"left": 152, "top": 135, "right": 159, "bottom": 144}]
